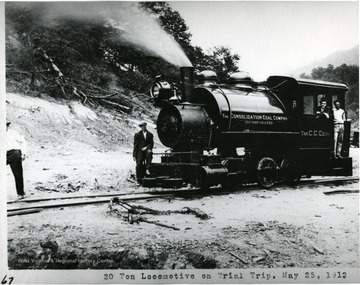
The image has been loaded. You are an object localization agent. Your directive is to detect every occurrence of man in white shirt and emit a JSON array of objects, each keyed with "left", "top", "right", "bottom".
[
  {"left": 333, "top": 100, "right": 346, "bottom": 158},
  {"left": 6, "top": 120, "right": 27, "bottom": 199}
]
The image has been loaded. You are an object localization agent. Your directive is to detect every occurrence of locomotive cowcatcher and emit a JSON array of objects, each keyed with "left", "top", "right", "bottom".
[{"left": 142, "top": 66, "right": 352, "bottom": 189}]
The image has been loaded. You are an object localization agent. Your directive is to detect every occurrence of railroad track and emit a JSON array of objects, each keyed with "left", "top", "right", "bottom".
[{"left": 7, "top": 176, "right": 358, "bottom": 216}]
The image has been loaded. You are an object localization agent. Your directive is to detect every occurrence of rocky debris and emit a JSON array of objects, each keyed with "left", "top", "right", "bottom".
[
  {"left": 330, "top": 203, "right": 345, "bottom": 210},
  {"left": 252, "top": 256, "right": 265, "bottom": 263},
  {"left": 252, "top": 194, "right": 272, "bottom": 199},
  {"left": 55, "top": 174, "right": 68, "bottom": 180},
  {"left": 228, "top": 251, "right": 248, "bottom": 264},
  {"left": 126, "top": 170, "right": 137, "bottom": 184},
  {"left": 186, "top": 252, "right": 217, "bottom": 269},
  {"left": 312, "top": 245, "right": 325, "bottom": 254},
  {"left": 34, "top": 239, "right": 60, "bottom": 268},
  {"left": 163, "top": 254, "right": 193, "bottom": 269},
  {"left": 35, "top": 181, "right": 87, "bottom": 193}
]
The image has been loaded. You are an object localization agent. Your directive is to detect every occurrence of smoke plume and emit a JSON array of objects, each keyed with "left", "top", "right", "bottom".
[{"left": 7, "top": 2, "right": 193, "bottom": 67}]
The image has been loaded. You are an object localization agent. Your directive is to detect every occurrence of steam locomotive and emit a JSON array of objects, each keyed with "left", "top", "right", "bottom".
[{"left": 143, "top": 67, "right": 352, "bottom": 189}]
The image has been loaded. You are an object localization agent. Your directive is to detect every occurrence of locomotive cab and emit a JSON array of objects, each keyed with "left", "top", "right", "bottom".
[{"left": 267, "top": 76, "right": 352, "bottom": 177}]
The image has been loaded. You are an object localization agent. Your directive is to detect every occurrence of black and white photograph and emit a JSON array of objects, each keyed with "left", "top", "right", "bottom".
[{"left": 0, "top": 1, "right": 359, "bottom": 283}]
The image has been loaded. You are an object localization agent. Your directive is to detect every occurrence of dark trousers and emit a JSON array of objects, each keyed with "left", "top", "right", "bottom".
[
  {"left": 6, "top": 149, "right": 25, "bottom": 196},
  {"left": 135, "top": 150, "right": 152, "bottom": 183}
]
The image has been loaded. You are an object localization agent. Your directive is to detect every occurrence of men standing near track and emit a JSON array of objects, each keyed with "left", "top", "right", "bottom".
[
  {"left": 133, "top": 122, "right": 154, "bottom": 184},
  {"left": 333, "top": 100, "right": 346, "bottom": 158},
  {"left": 6, "top": 120, "right": 28, "bottom": 199}
]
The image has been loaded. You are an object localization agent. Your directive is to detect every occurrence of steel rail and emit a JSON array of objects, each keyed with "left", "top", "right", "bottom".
[
  {"left": 7, "top": 189, "right": 171, "bottom": 204},
  {"left": 6, "top": 176, "right": 358, "bottom": 215},
  {"left": 7, "top": 176, "right": 358, "bottom": 205},
  {"left": 7, "top": 177, "right": 359, "bottom": 204},
  {"left": 7, "top": 193, "right": 177, "bottom": 213}
]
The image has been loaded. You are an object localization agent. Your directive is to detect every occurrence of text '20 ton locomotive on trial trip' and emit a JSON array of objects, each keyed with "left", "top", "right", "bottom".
[{"left": 143, "top": 66, "right": 352, "bottom": 189}]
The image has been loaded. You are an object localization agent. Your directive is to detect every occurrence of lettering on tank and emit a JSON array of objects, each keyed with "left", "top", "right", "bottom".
[{"left": 222, "top": 113, "right": 288, "bottom": 125}]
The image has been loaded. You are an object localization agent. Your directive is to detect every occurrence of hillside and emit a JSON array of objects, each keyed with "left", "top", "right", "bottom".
[
  {"left": 6, "top": 92, "right": 159, "bottom": 151},
  {"left": 5, "top": 91, "right": 163, "bottom": 201},
  {"left": 292, "top": 45, "right": 359, "bottom": 76}
]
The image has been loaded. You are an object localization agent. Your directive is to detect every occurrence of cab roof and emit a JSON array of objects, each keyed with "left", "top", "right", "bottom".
[{"left": 267, "top": 75, "right": 348, "bottom": 90}]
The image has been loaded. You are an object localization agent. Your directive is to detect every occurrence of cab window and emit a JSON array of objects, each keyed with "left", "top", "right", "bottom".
[
  {"left": 332, "top": 95, "right": 339, "bottom": 106},
  {"left": 303, "top": 95, "right": 314, "bottom": 115},
  {"left": 317, "top": 94, "right": 326, "bottom": 105}
]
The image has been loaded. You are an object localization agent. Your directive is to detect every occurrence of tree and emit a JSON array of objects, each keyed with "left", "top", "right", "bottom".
[
  {"left": 194, "top": 46, "right": 240, "bottom": 81},
  {"left": 6, "top": 2, "right": 122, "bottom": 96},
  {"left": 6, "top": 1, "right": 242, "bottom": 98}
]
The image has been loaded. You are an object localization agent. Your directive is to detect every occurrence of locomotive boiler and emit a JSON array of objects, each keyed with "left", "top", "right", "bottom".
[{"left": 143, "top": 66, "right": 352, "bottom": 189}]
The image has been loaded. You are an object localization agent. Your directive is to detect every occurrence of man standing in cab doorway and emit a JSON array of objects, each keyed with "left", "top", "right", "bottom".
[
  {"left": 6, "top": 120, "right": 28, "bottom": 199},
  {"left": 133, "top": 122, "right": 154, "bottom": 184},
  {"left": 316, "top": 98, "right": 331, "bottom": 119},
  {"left": 333, "top": 100, "right": 346, "bottom": 158}
]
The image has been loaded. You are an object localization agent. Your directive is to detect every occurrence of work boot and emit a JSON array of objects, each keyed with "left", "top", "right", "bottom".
[{"left": 16, "top": 194, "right": 28, "bottom": 201}]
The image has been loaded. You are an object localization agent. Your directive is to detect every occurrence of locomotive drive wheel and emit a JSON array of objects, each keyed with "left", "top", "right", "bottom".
[
  {"left": 256, "top": 157, "right": 278, "bottom": 188},
  {"left": 280, "top": 158, "right": 301, "bottom": 185}
]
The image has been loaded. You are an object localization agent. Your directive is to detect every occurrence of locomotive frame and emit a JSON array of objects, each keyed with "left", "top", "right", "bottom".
[{"left": 143, "top": 67, "right": 353, "bottom": 189}]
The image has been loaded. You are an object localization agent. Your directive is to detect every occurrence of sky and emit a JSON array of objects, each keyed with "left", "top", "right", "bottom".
[{"left": 170, "top": 1, "right": 359, "bottom": 81}]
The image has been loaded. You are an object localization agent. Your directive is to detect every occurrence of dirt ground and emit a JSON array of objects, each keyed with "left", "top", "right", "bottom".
[{"left": 5, "top": 92, "right": 359, "bottom": 269}]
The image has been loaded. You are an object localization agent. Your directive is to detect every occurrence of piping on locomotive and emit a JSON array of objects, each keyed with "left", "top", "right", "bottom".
[{"left": 144, "top": 66, "right": 352, "bottom": 189}]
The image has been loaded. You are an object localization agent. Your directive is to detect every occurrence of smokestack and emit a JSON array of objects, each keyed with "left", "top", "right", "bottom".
[{"left": 180, "top": 66, "right": 194, "bottom": 102}]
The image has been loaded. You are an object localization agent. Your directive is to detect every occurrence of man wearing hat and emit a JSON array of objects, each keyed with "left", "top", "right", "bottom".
[
  {"left": 333, "top": 100, "right": 346, "bottom": 158},
  {"left": 133, "top": 122, "right": 154, "bottom": 184},
  {"left": 6, "top": 120, "right": 28, "bottom": 199}
]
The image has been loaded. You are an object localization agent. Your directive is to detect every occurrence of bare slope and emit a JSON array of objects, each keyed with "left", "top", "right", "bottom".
[
  {"left": 5, "top": 92, "right": 161, "bottom": 201},
  {"left": 6, "top": 92, "right": 159, "bottom": 152}
]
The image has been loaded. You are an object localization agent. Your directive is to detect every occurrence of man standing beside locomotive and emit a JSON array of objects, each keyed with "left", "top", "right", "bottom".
[
  {"left": 333, "top": 100, "right": 346, "bottom": 158},
  {"left": 6, "top": 120, "right": 28, "bottom": 199},
  {"left": 133, "top": 122, "right": 154, "bottom": 184}
]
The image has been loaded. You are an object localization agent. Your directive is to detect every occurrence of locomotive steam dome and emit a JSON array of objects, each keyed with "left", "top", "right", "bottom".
[
  {"left": 198, "top": 70, "right": 218, "bottom": 82},
  {"left": 228, "top": 71, "right": 254, "bottom": 86}
]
